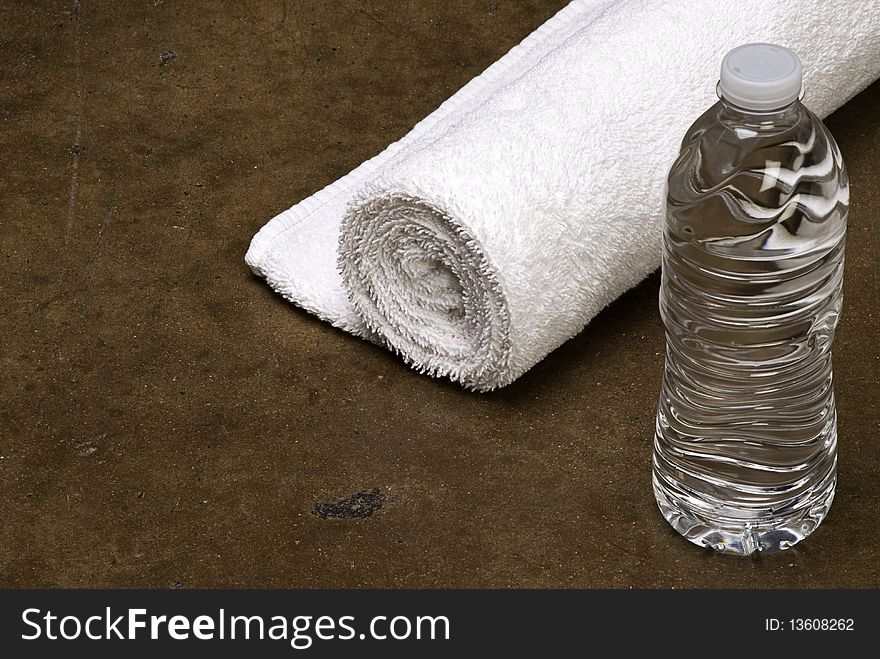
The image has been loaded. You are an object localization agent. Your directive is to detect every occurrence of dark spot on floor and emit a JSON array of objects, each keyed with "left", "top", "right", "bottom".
[
  {"left": 313, "top": 489, "right": 388, "bottom": 519},
  {"left": 159, "top": 50, "right": 177, "bottom": 66}
]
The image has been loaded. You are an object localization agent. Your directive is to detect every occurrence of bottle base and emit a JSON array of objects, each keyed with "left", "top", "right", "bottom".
[{"left": 653, "top": 475, "right": 835, "bottom": 556}]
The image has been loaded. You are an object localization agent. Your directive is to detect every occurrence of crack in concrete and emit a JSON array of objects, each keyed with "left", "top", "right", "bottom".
[{"left": 65, "top": 0, "right": 83, "bottom": 245}]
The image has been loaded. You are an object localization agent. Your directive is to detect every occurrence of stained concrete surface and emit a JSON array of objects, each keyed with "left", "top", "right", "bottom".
[{"left": 1, "top": 1, "right": 878, "bottom": 588}]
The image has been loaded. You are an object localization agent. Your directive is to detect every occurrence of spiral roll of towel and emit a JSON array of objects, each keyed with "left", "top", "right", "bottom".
[
  {"left": 340, "top": 195, "right": 511, "bottom": 391},
  {"left": 246, "top": 0, "right": 880, "bottom": 391}
]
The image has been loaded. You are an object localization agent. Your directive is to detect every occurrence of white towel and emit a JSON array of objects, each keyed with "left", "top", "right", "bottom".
[{"left": 246, "top": 0, "right": 880, "bottom": 391}]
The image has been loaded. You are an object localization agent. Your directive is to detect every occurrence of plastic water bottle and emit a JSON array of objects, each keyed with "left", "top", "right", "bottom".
[{"left": 653, "top": 43, "right": 848, "bottom": 556}]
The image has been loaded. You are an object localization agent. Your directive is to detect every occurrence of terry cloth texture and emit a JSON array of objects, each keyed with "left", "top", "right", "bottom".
[{"left": 246, "top": 0, "right": 880, "bottom": 391}]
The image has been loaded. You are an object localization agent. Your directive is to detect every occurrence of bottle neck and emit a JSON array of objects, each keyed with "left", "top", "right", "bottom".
[{"left": 718, "top": 96, "right": 802, "bottom": 131}]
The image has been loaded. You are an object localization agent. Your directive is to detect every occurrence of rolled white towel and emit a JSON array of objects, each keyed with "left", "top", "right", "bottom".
[{"left": 246, "top": 0, "right": 880, "bottom": 391}]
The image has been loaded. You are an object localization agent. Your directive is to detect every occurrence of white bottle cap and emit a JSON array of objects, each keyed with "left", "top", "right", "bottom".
[{"left": 718, "top": 43, "right": 803, "bottom": 111}]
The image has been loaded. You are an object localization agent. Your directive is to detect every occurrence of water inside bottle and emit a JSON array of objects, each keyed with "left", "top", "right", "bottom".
[{"left": 653, "top": 98, "right": 848, "bottom": 555}]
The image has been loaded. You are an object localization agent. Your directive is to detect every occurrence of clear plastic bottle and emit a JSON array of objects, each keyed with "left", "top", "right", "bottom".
[{"left": 653, "top": 44, "right": 848, "bottom": 556}]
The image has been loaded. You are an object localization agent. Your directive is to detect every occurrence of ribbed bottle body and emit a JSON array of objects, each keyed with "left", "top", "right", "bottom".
[{"left": 653, "top": 99, "right": 848, "bottom": 555}]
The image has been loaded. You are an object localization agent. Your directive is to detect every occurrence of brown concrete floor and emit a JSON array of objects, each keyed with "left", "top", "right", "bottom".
[{"left": 2, "top": 1, "right": 879, "bottom": 588}]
